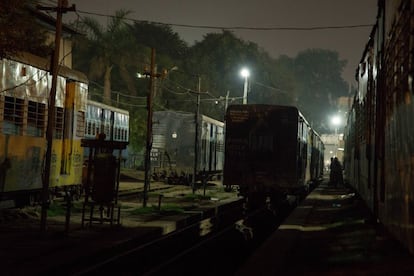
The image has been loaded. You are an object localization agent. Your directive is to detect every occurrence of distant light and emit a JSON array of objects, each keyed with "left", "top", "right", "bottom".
[
  {"left": 172, "top": 132, "right": 177, "bottom": 139},
  {"left": 240, "top": 68, "right": 250, "bottom": 78},
  {"left": 331, "top": 115, "right": 341, "bottom": 126}
]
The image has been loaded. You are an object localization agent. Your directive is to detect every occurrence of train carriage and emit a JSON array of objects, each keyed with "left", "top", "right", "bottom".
[
  {"left": 343, "top": 0, "right": 414, "bottom": 254},
  {"left": 310, "top": 129, "right": 325, "bottom": 183},
  {"left": 151, "top": 110, "right": 224, "bottom": 183},
  {"left": 0, "top": 53, "right": 88, "bottom": 205},
  {"left": 84, "top": 100, "right": 129, "bottom": 143},
  {"left": 0, "top": 53, "right": 130, "bottom": 207},
  {"left": 223, "top": 104, "right": 324, "bottom": 208}
]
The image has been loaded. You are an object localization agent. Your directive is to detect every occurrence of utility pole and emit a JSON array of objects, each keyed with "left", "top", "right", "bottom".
[
  {"left": 37, "top": 0, "right": 75, "bottom": 232},
  {"left": 225, "top": 90, "right": 230, "bottom": 115},
  {"left": 143, "top": 48, "right": 156, "bottom": 207},
  {"left": 193, "top": 76, "right": 201, "bottom": 193}
]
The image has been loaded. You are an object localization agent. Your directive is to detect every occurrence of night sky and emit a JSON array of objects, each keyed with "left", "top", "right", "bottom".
[{"left": 65, "top": 0, "right": 378, "bottom": 85}]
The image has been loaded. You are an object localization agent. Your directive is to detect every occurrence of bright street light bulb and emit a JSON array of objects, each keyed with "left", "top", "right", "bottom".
[
  {"left": 331, "top": 115, "right": 341, "bottom": 126},
  {"left": 240, "top": 68, "right": 250, "bottom": 78}
]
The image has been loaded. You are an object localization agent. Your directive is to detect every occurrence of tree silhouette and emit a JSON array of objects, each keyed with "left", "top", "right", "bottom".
[
  {"left": 73, "top": 10, "right": 143, "bottom": 104},
  {"left": 0, "top": 0, "right": 51, "bottom": 59}
]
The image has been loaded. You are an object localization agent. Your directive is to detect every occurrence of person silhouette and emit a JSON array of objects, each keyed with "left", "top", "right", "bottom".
[{"left": 331, "top": 157, "right": 343, "bottom": 187}]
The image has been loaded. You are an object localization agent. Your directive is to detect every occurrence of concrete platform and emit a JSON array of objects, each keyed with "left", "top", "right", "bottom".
[
  {"left": 236, "top": 180, "right": 414, "bottom": 275},
  {"left": 0, "top": 180, "right": 240, "bottom": 275}
]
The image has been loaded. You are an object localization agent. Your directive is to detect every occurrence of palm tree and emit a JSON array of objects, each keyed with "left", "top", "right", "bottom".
[{"left": 75, "top": 10, "right": 143, "bottom": 104}]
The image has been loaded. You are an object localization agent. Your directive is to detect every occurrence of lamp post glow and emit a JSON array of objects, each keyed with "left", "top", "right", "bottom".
[
  {"left": 331, "top": 115, "right": 341, "bottom": 134},
  {"left": 331, "top": 115, "right": 342, "bottom": 157},
  {"left": 240, "top": 68, "right": 250, "bottom": 104}
]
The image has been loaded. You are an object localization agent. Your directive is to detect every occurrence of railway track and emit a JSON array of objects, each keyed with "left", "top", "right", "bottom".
[
  {"left": 54, "top": 199, "right": 294, "bottom": 276},
  {"left": 147, "top": 207, "right": 291, "bottom": 276}
]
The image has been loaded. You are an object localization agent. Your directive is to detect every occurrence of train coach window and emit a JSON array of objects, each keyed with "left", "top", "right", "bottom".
[
  {"left": 3, "top": 96, "right": 24, "bottom": 135},
  {"left": 116, "top": 128, "right": 121, "bottom": 140},
  {"left": 76, "top": 111, "right": 85, "bottom": 137},
  {"left": 124, "top": 129, "right": 129, "bottom": 141},
  {"left": 104, "top": 123, "right": 111, "bottom": 139},
  {"left": 27, "top": 101, "right": 45, "bottom": 137},
  {"left": 113, "top": 127, "right": 119, "bottom": 140},
  {"left": 92, "top": 122, "right": 97, "bottom": 136},
  {"left": 86, "top": 121, "right": 91, "bottom": 136},
  {"left": 54, "top": 107, "right": 64, "bottom": 139}
]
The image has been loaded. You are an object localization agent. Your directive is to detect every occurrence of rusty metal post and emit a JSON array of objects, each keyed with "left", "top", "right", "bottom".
[
  {"left": 193, "top": 77, "right": 201, "bottom": 194},
  {"left": 38, "top": 0, "right": 75, "bottom": 232},
  {"left": 143, "top": 48, "right": 156, "bottom": 207}
]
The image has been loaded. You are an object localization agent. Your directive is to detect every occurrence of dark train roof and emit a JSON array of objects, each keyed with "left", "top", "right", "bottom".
[
  {"left": 227, "top": 104, "right": 307, "bottom": 123},
  {"left": 226, "top": 104, "right": 322, "bottom": 137},
  {"left": 87, "top": 100, "right": 130, "bottom": 115},
  {"left": 227, "top": 104, "right": 300, "bottom": 114}
]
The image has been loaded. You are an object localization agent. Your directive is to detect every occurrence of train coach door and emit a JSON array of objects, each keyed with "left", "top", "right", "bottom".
[
  {"left": 60, "top": 82, "right": 86, "bottom": 185},
  {"left": 209, "top": 125, "right": 215, "bottom": 172},
  {"left": 60, "top": 82, "right": 75, "bottom": 175},
  {"left": 248, "top": 115, "right": 274, "bottom": 188},
  {"left": 297, "top": 118, "right": 308, "bottom": 186}
]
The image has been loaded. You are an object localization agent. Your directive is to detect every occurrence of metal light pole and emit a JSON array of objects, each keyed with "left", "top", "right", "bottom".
[{"left": 240, "top": 68, "right": 250, "bottom": 104}]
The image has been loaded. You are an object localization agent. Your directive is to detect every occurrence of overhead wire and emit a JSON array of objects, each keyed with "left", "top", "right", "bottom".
[
  {"left": 159, "top": 78, "right": 245, "bottom": 104},
  {"left": 75, "top": 10, "right": 374, "bottom": 31},
  {"left": 87, "top": 90, "right": 147, "bottom": 108},
  {"left": 88, "top": 80, "right": 147, "bottom": 100},
  {"left": 158, "top": 84, "right": 191, "bottom": 96},
  {"left": 253, "top": 81, "right": 287, "bottom": 94},
  {"left": 159, "top": 78, "right": 199, "bottom": 95}
]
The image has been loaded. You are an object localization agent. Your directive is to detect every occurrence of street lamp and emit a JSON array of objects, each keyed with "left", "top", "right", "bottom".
[{"left": 240, "top": 68, "right": 250, "bottom": 104}]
